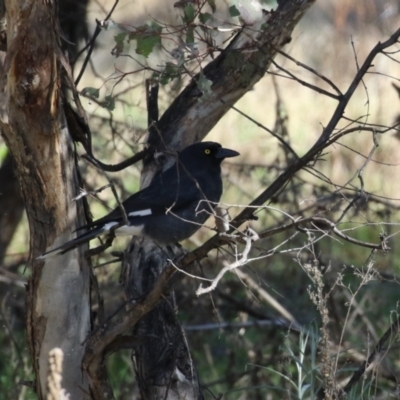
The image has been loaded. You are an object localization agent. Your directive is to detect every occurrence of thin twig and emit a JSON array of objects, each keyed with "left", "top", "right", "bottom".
[
  {"left": 269, "top": 58, "right": 340, "bottom": 100},
  {"left": 83, "top": 157, "right": 129, "bottom": 227},
  {"left": 75, "top": 0, "right": 120, "bottom": 86},
  {"left": 220, "top": 98, "right": 298, "bottom": 159},
  {"left": 196, "top": 228, "right": 259, "bottom": 296},
  {"left": 234, "top": 268, "right": 302, "bottom": 330},
  {"left": 82, "top": 148, "right": 150, "bottom": 172},
  {"left": 183, "top": 319, "right": 296, "bottom": 331},
  {"left": 276, "top": 48, "right": 343, "bottom": 96}
]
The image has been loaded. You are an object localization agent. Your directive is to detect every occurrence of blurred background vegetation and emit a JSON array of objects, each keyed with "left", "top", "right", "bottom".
[{"left": 2, "top": 0, "right": 400, "bottom": 398}]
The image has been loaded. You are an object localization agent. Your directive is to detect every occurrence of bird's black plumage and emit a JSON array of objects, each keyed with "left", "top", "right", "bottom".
[{"left": 39, "top": 142, "right": 239, "bottom": 258}]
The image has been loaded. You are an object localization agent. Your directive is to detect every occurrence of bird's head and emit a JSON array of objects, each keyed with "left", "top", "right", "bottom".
[{"left": 178, "top": 142, "right": 240, "bottom": 171}]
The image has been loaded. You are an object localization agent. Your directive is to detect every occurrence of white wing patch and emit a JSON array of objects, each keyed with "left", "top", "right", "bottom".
[
  {"left": 103, "top": 220, "right": 145, "bottom": 237},
  {"left": 115, "top": 224, "right": 144, "bottom": 237},
  {"left": 129, "top": 208, "right": 152, "bottom": 217},
  {"left": 102, "top": 222, "right": 119, "bottom": 232}
]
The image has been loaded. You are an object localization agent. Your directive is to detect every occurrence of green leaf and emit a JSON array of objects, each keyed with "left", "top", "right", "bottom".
[
  {"left": 112, "top": 32, "right": 128, "bottom": 57},
  {"left": 160, "top": 63, "right": 182, "bottom": 85},
  {"left": 165, "top": 62, "right": 181, "bottom": 74},
  {"left": 229, "top": 5, "right": 240, "bottom": 17},
  {"left": 81, "top": 87, "right": 100, "bottom": 99},
  {"left": 183, "top": 4, "right": 195, "bottom": 23},
  {"left": 136, "top": 36, "right": 159, "bottom": 57},
  {"left": 129, "top": 22, "right": 162, "bottom": 58},
  {"left": 159, "top": 75, "right": 170, "bottom": 86},
  {"left": 186, "top": 27, "right": 195, "bottom": 44},
  {"left": 199, "top": 12, "right": 212, "bottom": 24},
  {"left": 102, "top": 95, "right": 115, "bottom": 111},
  {"left": 114, "top": 32, "right": 127, "bottom": 44}
]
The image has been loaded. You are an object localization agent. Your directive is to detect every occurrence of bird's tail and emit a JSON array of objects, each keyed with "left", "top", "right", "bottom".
[{"left": 37, "top": 228, "right": 104, "bottom": 260}]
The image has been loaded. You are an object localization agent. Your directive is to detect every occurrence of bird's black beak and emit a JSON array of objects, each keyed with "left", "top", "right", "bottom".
[{"left": 215, "top": 147, "right": 240, "bottom": 159}]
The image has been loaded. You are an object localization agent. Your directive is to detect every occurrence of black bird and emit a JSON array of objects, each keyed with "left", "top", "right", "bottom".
[{"left": 39, "top": 142, "right": 239, "bottom": 259}]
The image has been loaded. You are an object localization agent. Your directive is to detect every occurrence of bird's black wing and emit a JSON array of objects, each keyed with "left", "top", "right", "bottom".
[
  {"left": 79, "top": 167, "right": 208, "bottom": 231},
  {"left": 39, "top": 170, "right": 205, "bottom": 259}
]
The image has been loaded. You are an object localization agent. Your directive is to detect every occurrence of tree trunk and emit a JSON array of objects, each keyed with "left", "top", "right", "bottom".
[
  {"left": 121, "top": 1, "right": 317, "bottom": 398},
  {"left": 123, "top": 240, "right": 203, "bottom": 400},
  {"left": 1, "top": 1, "right": 90, "bottom": 398}
]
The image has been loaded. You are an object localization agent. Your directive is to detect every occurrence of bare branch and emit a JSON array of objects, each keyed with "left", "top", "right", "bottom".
[{"left": 196, "top": 228, "right": 259, "bottom": 296}]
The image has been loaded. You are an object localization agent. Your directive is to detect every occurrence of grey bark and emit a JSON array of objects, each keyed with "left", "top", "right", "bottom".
[
  {"left": 1, "top": 0, "right": 90, "bottom": 398},
  {"left": 123, "top": 240, "right": 203, "bottom": 399},
  {"left": 0, "top": 0, "right": 89, "bottom": 267}
]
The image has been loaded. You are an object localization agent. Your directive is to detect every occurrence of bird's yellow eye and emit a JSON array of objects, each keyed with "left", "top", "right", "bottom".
[{"left": 205, "top": 149, "right": 211, "bottom": 155}]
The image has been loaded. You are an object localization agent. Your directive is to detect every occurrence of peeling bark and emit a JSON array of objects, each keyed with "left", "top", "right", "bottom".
[{"left": 1, "top": 1, "right": 90, "bottom": 398}]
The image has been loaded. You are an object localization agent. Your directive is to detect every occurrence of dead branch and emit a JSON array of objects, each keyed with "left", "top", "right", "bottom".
[{"left": 196, "top": 228, "right": 259, "bottom": 296}]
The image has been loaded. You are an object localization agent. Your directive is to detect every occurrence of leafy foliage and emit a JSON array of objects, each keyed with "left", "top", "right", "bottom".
[{"left": 112, "top": 22, "right": 163, "bottom": 58}]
